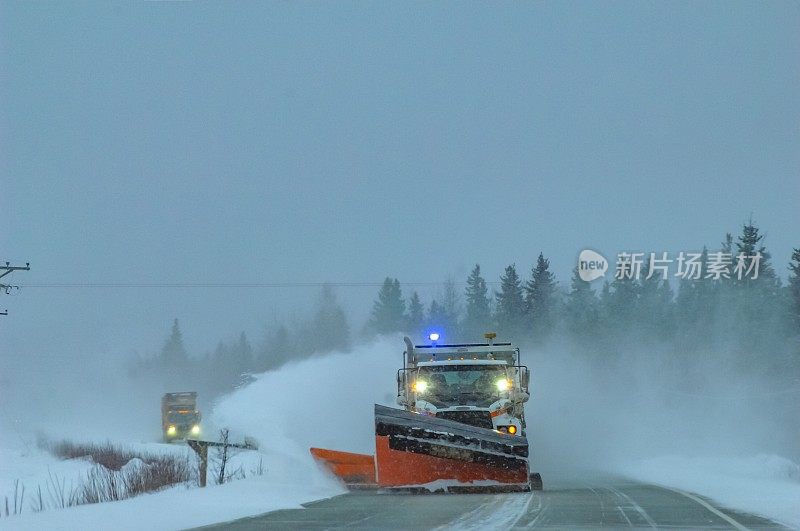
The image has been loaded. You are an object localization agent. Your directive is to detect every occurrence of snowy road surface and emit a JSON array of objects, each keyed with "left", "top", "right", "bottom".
[{"left": 192, "top": 478, "right": 786, "bottom": 530}]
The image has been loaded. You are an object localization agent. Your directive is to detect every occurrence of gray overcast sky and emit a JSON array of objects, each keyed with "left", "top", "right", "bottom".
[{"left": 2, "top": 2, "right": 798, "bottom": 358}]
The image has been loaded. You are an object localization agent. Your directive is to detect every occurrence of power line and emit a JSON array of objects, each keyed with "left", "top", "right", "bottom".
[{"left": 19, "top": 281, "right": 502, "bottom": 289}]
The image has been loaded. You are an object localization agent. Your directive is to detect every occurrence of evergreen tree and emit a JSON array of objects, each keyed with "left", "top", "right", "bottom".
[
  {"left": 731, "top": 220, "right": 782, "bottom": 350},
  {"left": 675, "top": 248, "right": 713, "bottom": 346},
  {"left": 675, "top": 270, "right": 697, "bottom": 330},
  {"left": 789, "top": 248, "right": 800, "bottom": 334},
  {"left": 440, "top": 278, "right": 462, "bottom": 337},
  {"left": 563, "top": 267, "right": 600, "bottom": 341},
  {"left": 713, "top": 235, "right": 740, "bottom": 347},
  {"left": 232, "top": 331, "right": 253, "bottom": 376},
  {"left": 639, "top": 263, "right": 675, "bottom": 342},
  {"left": 464, "top": 264, "right": 491, "bottom": 338},
  {"left": 495, "top": 264, "right": 526, "bottom": 336},
  {"left": 367, "top": 277, "right": 406, "bottom": 334},
  {"left": 693, "top": 248, "right": 716, "bottom": 331},
  {"left": 312, "top": 284, "right": 350, "bottom": 352},
  {"left": 269, "top": 324, "right": 292, "bottom": 367},
  {"left": 605, "top": 273, "right": 638, "bottom": 339},
  {"left": 161, "top": 319, "right": 188, "bottom": 366},
  {"left": 209, "top": 340, "right": 231, "bottom": 390},
  {"left": 735, "top": 221, "right": 777, "bottom": 286},
  {"left": 722, "top": 232, "right": 733, "bottom": 255},
  {"left": 525, "top": 253, "right": 558, "bottom": 342},
  {"left": 599, "top": 281, "right": 612, "bottom": 309},
  {"left": 406, "top": 291, "right": 425, "bottom": 335},
  {"left": 426, "top": 299, "right": 445, "bottom": 333}
]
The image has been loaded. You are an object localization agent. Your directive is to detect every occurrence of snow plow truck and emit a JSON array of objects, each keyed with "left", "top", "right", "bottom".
[{"left": 311, "top": 334, "right": 543, "bottom": 492}]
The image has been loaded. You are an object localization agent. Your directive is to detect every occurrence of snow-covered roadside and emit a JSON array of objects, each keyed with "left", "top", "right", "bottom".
[
  {"left": 0, "top": 336, "right": 402, "bottom": 530},
  {"left": 2, "top": 471, "right": 340, "bottom": 531},
  {"left": 620, "top": 454, "right": 800, "bottom": 529},
  {"left": 0, "top": 434, "right": 344, "bottom": 530},
  {"left": 0, "top": 438, "right": 194, "bottom": 502}
]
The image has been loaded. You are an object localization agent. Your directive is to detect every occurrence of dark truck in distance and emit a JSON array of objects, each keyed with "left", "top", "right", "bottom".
[{"left": 161, "top": 392, "right": 201, "bottom": 442}]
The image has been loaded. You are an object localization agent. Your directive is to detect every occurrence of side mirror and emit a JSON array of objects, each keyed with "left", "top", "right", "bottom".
[{"left": 521, "top": 367, "right": 530, "bottom": 389}]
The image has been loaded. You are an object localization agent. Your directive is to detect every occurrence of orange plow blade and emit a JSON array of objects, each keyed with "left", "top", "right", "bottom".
[
  {"left": 309, "top": 447, "right": 377, "bottom": 487},
  {"left": 310, "top": 406, "right": 531, "bottom": 493},
  {"left": 374, "top": 434, "right": 529, "bottom": 488},
  {"left": 373, "top": 404, "right": 531, "bottom": 492}
]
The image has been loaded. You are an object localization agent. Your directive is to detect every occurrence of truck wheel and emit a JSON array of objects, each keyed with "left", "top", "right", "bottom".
[{"left": 530, "top": 472, "right": 543, "bottom": 491}]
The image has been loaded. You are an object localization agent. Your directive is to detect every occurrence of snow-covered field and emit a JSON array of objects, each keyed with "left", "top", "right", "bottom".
[{"left": 2, "top": 335, "right": 799, "bottom": 530}]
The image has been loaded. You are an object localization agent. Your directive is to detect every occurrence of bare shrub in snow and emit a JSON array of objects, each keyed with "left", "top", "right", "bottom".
[
  {"left": 30, "top": 485, "right": 44, "bottom": 513},
  {"left": 78, "top": 455, "right": 191, "bottom": 504},
  {"left": 212, "top": 428, "right": 233, "bottom": 485},
  {"left": 208, "top": 428, "right": 258, "bottom": 484},
  {"left": 80, "top": 465, "right": 126, "bottom": 504},
  {"left": 45, "top": 469, "right": 79, "bottom": 509},
  {"left": 2, "top": 479, "right": 25, "bottom": 517},
  {"left": 0, "top": 439, "right": 193, "bottom": 516},
  {"left": 46, "top": 440, "right": 140, "bottom": 471},
  {"left": 122, "top": 455, "right": 192, "bottom": 497},
  {"left": 250, "top": 457, "right": 266, "bottom": 477}
]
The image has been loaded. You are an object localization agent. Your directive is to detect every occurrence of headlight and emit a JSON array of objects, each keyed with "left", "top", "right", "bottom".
[
  {"left": 508, "top": 425, "right": 518, "bottom": 435},
  {"left": 413, "top": 380, "right": 428, "bottom": 393},
  {"left": 191, "top": 425, "right": 200, "bottom": 435},
  {"left": 496, "top": 379, "right": 512, "bottom": 391},
  {"left": 167, "top": 425, "right": 177, "bottom": 435}
]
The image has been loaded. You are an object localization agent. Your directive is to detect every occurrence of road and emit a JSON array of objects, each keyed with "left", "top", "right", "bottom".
[{"left": 193, "top": 477, "right": 785, "bottom": 530}]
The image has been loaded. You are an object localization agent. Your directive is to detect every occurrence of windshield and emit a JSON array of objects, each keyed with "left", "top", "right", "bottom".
[{"left": 414, "top": 365, "right": 509, "bottom": 407}]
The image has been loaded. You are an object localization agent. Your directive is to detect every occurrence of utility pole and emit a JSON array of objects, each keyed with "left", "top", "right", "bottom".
[{"left": 0, "top": 261, "right": 30, "bottom": 316}]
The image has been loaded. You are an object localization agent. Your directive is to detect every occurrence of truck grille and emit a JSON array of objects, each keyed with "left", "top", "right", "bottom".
[{"left": 436, "top": 410, "right": 493, "bottom": 430}]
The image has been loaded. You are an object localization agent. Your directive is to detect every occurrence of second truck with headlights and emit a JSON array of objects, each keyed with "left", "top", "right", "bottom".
[{"left": 161, "top": 392, "right": 201, "bottom": 442}]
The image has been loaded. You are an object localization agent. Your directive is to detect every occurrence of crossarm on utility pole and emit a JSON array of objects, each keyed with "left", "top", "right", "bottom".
[
  {"left": 0, "top": 262, "right": 30, "bottom": 280},
  {"left": 0, "top": 262, "right": 30, "bottom": 316}
]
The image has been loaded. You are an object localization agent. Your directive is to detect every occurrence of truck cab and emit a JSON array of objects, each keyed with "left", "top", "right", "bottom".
[{"left": 397, "top": 335, "right": 530, "bottom": 436}]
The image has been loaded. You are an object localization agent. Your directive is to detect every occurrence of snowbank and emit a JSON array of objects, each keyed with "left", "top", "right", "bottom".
[{"left": 621, "top": 454, "right": 800, "bottom": 528}]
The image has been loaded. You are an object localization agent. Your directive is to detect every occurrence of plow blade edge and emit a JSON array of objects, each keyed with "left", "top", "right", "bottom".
[{"left": 309, "top": 447, "right": 377, "bottom": 488}]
